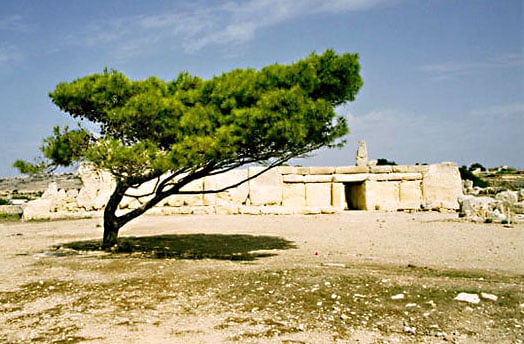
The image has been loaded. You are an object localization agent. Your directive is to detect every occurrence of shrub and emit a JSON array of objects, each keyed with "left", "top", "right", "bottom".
[
  {"left": 459, "top": 165, "right": 489, "bottom": 188},
  {"left": 0, "top": 198, "right": 9, "bottom": 205}
]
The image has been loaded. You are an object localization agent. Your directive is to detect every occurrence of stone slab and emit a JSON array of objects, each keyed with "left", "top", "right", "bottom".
[
  {"left": 368, "top": 173, "right": 422, "bottom": 181},
  {"left": 282, "top": 183, "right": 306, "bottom": 207},
  {"left": 334, "top": 166, "right": 369, "bottom": 174},
  {"left": 306, "top": 183, "right": 332, "bottom": 207},
  {"left": 332, "top": 174, "right": 369, "bottom": 183},
  {"left": 248, "top": 167, "right": 283, "bottom": 206},
  {"left": 365, "top": 180, "right": 400, "bottom": 211}
]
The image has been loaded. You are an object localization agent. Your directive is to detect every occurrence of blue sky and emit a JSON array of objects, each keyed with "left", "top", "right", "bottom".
[{"left": 0, "top": 0, "right": 523, "bottom": 177}]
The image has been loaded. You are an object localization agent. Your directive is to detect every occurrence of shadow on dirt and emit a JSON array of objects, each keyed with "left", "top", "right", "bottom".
[{"left": 59, "top": 233, "right": 296, "bottom": 260}]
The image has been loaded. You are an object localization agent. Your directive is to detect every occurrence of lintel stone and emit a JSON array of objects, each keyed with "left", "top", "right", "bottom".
[{"left": 332, "top": 173, "right": 369, "bottom": 183}]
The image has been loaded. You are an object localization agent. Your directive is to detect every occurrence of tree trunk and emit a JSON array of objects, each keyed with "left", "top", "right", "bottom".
[
  {"left": 101, "top": 181, "right": 128, "bottom": 250},
  {"left": 102, "top": 211, "right": 121, "bottom": 250}
]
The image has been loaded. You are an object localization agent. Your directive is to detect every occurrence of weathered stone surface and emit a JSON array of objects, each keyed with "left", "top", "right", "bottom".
[
  {"left": 76, "top": 163, "right": 115, "bottom": 211},
  {"left": 309, "top": 167, "right": 335, "bottom": 175},
  {"left": 422, "top": 163, "right": 463, "bottom": 210},
  {"left": 399, "top": 181, "right": 422, "bottom": 210},
  {"left": 306, "top": 183, "right": 332, "bottom": 207},
  {"left": 458, "top": 195, "right": 501, "bottom": 218},
  {"left": 365, "top": 181, "right": 400, "bottom": 211},
  {"left": 282, "top": 183, "right": 306, "bottom": 207},
  {"left": 304, "top": 175, "right": 333, "bottom": 183},
  {"left": 248, "top": 167, "right": 283, "bottom": 206},
  {"left": 283, "top": 174, "right": 306, "bottom": 183},
  {"left": 392, "top": 165, "right": 430, "bottom": 173},
  {"left": 495, "top": 190, "right": 519, "bottom": 205},
  {"left": 0, "top": 205, "right": 23, "bottom": 216},
  {"left": 332, "top": 173, "right": 369, "bottom": 183},
  {"left": 334, "top": 166, "right": 369, "bottom": 174},
  {"left": 277, "top": 166, "right": 298, "bottom": 175},
  {"left": 454, "top": 292, "right": 480, "bottom": 304},
  {"left": 295, "top": 167, "right": 311, "bottom": 175},
  {"left": 355, "top": 140, "right": 368, "bottom": 167},
  {"left": 204, "top": 170, "right": 249, "bottom": 206},
  {"left": 370, "top": 165, "right": 393, "bottom": 174},
  {"left": 368, "top": 173, "right": 422, "bottom": 181},
  {"left": 331, "top": 183, "right": 346, "bottom": 209}
]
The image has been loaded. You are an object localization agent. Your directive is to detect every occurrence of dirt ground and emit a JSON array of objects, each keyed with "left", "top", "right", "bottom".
[{"left": 0, "top": 211, "right": 523, "bottom": 343}]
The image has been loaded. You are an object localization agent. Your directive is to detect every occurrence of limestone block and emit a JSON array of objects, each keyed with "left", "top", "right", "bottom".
[
  {"left": 276, "top": 166, "right": 298, "bottom": 175},
  {"left": 283, "top": 174, "right": 306, "bottom": 183},
  {"left": 306, "top": 183, "right": 332, "bottom": 207},
  {"left": 368, "top": 173, "right": 422, "bottom": 181},
  {"left": 248, "top": 167, "right": 283, "bottom": 206},
  {"left": 22, "top": 199, "right": 53, "bottom": 220},
  {"left": 331, "top": 183, "right": 346, "bottom": 209},
  {"left": 495, "top": 191, "right": 519, "bottom": 205},
  {"left": 203, "top": 169, "right": 249, "bottom": 206},
  {"left": 334, "top": 166, "right": 369, "bottom": 174},
  {"left": 332, "top": 173, "right": 369, "bottom": 183},
  {"left": 422, "top": 163, "right": 463, "bottom": 210},
  {"left": 365, "top": 180, "right": 400, "bottom": 211},
  {"left": 393, "top": 165, "right": 430, "bottom": 173},
  {"left": 399, "top": 181, "right": 422, "bottom": 210},
  {"left": 76, "top": 163, "right": 116, "bottom": 211},
  {"left": 296, "top": 167, "right": 311, "bottom": 175},
  {"left": 304, "top": 175, "right": 333, "bottom": 183},
  {"left": 370, "top": 166, "right": 393, "bottom": 174},
  {"left": 309, "top": 167, "right": 335, "bottom": 175},
  {"left": 215, "top": 205, "right": 240, "bottom": 215},
  {"left": 282, "top": 183, "right": 306, "bottom": 207}
]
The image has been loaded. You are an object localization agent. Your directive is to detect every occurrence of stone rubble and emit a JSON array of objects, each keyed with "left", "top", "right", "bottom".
[{"left": 459, "top": 181, "right": 524, "bottom": 223}]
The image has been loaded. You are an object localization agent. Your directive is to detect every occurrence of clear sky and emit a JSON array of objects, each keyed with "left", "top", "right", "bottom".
[{"left": 0, "top": 0, "right": 523, "bottom": 177}]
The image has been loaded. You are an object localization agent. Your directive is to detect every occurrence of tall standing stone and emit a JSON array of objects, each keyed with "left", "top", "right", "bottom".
[{"left": 356, "top": 140, "right": 368, "bottom": 167}]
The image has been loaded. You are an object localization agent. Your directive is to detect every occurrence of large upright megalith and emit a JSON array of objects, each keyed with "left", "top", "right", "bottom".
[{"left": 355, "top": 140, "right": 368, "bottom": 167}]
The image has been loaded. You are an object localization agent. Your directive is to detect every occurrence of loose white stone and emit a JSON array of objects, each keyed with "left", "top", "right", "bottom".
[
  {"left": 391, "top": 293, "right": 405, "bottom": 300},
  {"left": 480, "top": 292, "right": 498, "bottom": 301},
  {"left": 454, "top": 292, "right": 480, "bottom": 304}
]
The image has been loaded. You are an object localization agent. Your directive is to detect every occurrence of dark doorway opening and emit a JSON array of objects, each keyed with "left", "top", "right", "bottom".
[{"left": 344, "top": 182, "right": 366, "bottom": 210}]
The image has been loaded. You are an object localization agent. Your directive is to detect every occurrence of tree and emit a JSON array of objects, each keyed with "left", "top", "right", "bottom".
[{"left": 15, "top": 50, "right": 363, "bottom": 249}]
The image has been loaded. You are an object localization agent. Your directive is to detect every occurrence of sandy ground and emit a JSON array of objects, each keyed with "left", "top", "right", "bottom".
[{"left": 1, "top": 211, "right": 523, "bottom": 343}]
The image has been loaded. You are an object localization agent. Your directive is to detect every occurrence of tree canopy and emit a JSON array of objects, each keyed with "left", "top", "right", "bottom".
[{"left": 15, "top": 50, "right": 363, "bottom": 248}]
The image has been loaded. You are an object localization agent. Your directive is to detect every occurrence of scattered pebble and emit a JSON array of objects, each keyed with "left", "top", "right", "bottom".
[{"left": 391, "top": 293, "right": 405, "bottom": 300}]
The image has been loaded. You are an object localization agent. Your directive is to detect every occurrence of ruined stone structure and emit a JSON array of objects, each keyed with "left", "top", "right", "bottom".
[{"left": 22, "top": 161, "right": 463, "bottom": 220}]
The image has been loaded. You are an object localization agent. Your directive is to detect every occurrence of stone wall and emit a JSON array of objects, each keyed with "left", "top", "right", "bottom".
[{"left": 22, "top": 162, "right": 463, "bottom": 220}]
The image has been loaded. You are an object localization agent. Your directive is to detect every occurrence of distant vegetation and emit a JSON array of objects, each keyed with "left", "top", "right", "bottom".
[{"left": 376, "top": 158, "right": 397, "bottom": 166}]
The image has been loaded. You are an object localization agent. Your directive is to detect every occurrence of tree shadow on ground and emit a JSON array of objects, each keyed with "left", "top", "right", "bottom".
[{"left": 60, "top": 233, "right": 296, "bottom": 261}]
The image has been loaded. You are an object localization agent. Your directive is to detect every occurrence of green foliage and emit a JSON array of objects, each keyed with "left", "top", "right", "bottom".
[
  {"left": 0, "top": 198, "right": 8, "bottom": 205},
  {"left": 376, "top": 158, "right": 397, "bottom": 166},
  {"left": 40, "top": 50, "right": 362, "bottom": 182},
  {"left": 496, "top": 167, "right": 517, "bottom": 175},
  {"left": 459, "top": 165, "right": 489, "bottom": 188},
  {"left": 468, "top": 162, "right": 486, "bottom": 172}
]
